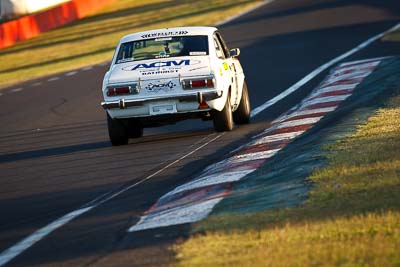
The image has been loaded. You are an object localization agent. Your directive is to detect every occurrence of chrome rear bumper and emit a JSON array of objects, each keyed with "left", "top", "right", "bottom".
[{"left": 101, "top": 90, "right": 222, "bottom": 110}]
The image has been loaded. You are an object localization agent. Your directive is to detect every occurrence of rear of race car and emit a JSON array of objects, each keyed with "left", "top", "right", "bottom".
[
  {"left": 101, "top": 30, "right": 226, "bottom": 125},
  {"left": 100, "top": 27, "right": 247, "bottom": 145}
]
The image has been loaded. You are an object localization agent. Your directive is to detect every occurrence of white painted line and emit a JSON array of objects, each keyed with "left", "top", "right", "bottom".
[
  {"left": 65, "top": 71, "right": 78, "bottom": 76},
  {"left": 250, "top": 22, "right": 400, "bottom": 118},
  {"left": 128, "top": 197, "right": 223, "bottom": 232},
  {"left": 10, "top": 88, "right": 23, "bottom": 93},
  {"left": 81, "top": 66, "right": 93, "bottom": 71},
  {"left": 32, "top": 82, "right": 42, "bottom": 87},
  {"left": 47, "top": 77, "right": 60, "bottom": 82},
  {"left": 94, "top": 133, "right": 225, "bottom": 206},
  {"left": 0, "top": 207, "right": 93, "bottom": 267},
  {"left": 99, "top": 62, "right": 109, "bottom": 67},
  {"left": 0, "top": 92, "right": 3, "bottom": 97},
  {"left": 163, "top": 169, "right": 255, "bottom": 199},
  {"left": 0, "top": 132, "right": 224, "bottom": 266}
]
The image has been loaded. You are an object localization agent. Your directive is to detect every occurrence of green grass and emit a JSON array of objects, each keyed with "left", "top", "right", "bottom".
[
  {"left": 172, "top": 94, "right": 400, "bottom": 266},
  {"left": 382, "top": 28, "right": 400, "bottom": 42},
  {"left": 0, "top": 0, "right": 261, "bottom": 89}
]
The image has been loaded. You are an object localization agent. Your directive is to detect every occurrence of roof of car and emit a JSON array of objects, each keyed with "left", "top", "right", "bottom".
[{"left": 119, "top": 26, "right": 218, "bottom": 43}]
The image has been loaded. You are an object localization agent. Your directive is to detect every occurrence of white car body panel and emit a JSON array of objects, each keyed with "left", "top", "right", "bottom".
[{"left": 101, "top": 26, "right": 245, "bottom": 122}]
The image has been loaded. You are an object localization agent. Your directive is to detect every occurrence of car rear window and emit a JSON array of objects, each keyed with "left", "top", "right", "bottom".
[{"left": 115, "top": 35, "right": 209, "bottom": 64}]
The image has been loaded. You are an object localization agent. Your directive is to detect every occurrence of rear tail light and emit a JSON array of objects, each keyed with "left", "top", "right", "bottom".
[
  {"left": 106, "top": 84, "right": 139, "bottom": 96},
  {"left": 182, "top": 76, "right": 215, "bottom": 89}
]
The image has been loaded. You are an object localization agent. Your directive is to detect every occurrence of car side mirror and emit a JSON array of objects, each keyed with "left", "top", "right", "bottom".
[{"left": 230, "top": 48, "right": 240, "bottom": 57}]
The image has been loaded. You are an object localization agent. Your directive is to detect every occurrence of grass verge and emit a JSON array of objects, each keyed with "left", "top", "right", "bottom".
[
  {"left": 0, "top": 0, "right": 261, "bottom": 89},
  {"left": 382, "top": 28, "right": 400, "bottom": 42},
  {"left": 172, "top": 93, "right": 400, "bottom": 266}
]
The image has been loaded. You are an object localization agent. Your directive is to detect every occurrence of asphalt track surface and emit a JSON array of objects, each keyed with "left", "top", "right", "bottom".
[{"left": 0, "top": 0, "right": 400, "bottom": 266}]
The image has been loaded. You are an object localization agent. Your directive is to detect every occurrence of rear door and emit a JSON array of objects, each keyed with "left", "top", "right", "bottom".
[{"left": 214, "top": 32, "right": 243, "bottom": 109}]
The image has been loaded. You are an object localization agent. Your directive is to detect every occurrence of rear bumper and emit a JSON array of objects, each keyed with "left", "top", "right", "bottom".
[{"left": 101, "top": 90, "right": 222, "bottom": 110}]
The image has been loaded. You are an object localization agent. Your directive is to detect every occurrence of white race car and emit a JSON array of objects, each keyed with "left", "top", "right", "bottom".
[{"left": 101, "top": 26, "right": 250, "bottom": 145}]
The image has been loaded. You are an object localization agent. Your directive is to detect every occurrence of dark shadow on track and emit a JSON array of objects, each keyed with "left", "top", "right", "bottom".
[{"left": 0, "top": 141, "right": 110, "bottom": 163}]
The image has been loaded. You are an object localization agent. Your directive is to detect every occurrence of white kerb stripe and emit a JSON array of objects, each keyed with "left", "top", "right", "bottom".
[
  {"left": 338, "top": 56, "right": 390, "bottom": 67},
  {"left": 275, "top": 107, "right": 337, "bottom": 123},
  {"left": 229, "top": 149, "right": 281, "bottom": 163},
  {"left": 321, "top": 71, "right": 371, "bottom": 86},
  {"left": 301, "top": 94, "right": 352, "bottom": 108},
  {"left": 308, "top": 84, "right": 357, "bottom": 99},
  {"left": 253, "top": 128, "right": 305, "bottom": 141},
  {"left": 0, "top": 206, "right": 93, "bottom": 267},
  {"left": 333, "top": 62, "right": 379, "bottom": 74},
  {"left": 163, "top": 169, "right": 255, "bottom": 199},
  {"left": 275, "top": 116, "right": 323, "bottom": 130},
  {"left": 325, "top": 70, "right": 371, "bottom": 81},
  {"left": 128, "top": 198, "right": 223, "bottom": 232}
]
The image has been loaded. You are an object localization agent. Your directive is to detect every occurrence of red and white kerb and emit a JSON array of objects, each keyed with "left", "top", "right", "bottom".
[{"left": 128, "top": 58, "right": 382, "bottom": 232}]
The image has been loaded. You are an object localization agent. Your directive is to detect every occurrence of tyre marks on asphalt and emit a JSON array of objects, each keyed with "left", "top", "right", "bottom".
[{"left": 128, "top": 57, "right": 384, "bottom": 232}]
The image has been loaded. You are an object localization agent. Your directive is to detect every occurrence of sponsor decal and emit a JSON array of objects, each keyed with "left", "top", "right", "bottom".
[
  {"left": 223, "top": 62, "right": 229, "bottom": 71},
  {"left": 145, "top": 80, "right": 177, "bottom": 92},
  {"left": 141, "top": 30, "right": 189, "bottom": 39},
  {"left": 132, "top": 59, "right": 190, "bottom": 70},
  {"left": 190, "top": 51, "right": 207, "bottom": 56},
  {"left": 155, "top": 37, "right": 172, "bottom": 42},
  {"left": 122, "top": 59, "right": 202, "bottom": 76},
  {"left": 123, "top": 59, "right": 200, "bottom": 71},
  {"left": 141, "top": 69, "right": 179, "bottom": 76}
]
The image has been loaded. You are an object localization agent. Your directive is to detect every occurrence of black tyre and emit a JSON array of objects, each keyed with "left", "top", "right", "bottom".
[
  {"left": 127, "top": 119, "right": 143, "bottom": 138},
  {"left": 233, "top": 81, "right": 251, "bottom": 124},
  {"left": 107, "top": 113, "right": 129, "bottom": 146},
  {"left": 213, "top": 93, "right": 233, "bottom": 132}
]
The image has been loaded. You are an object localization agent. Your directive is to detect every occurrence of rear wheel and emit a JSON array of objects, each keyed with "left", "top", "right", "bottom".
[
  {"left": 127, "top": 119, "right": 143, "bottom": 138},
  {"left": 233, "top": 81, "right": 251, "bottom": 124},
  {"left": 107, "top": 113, "right": 129, "bottom": 146},
  {"left": 213, "top": 93, "right": 233, "bottom": 132}
]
